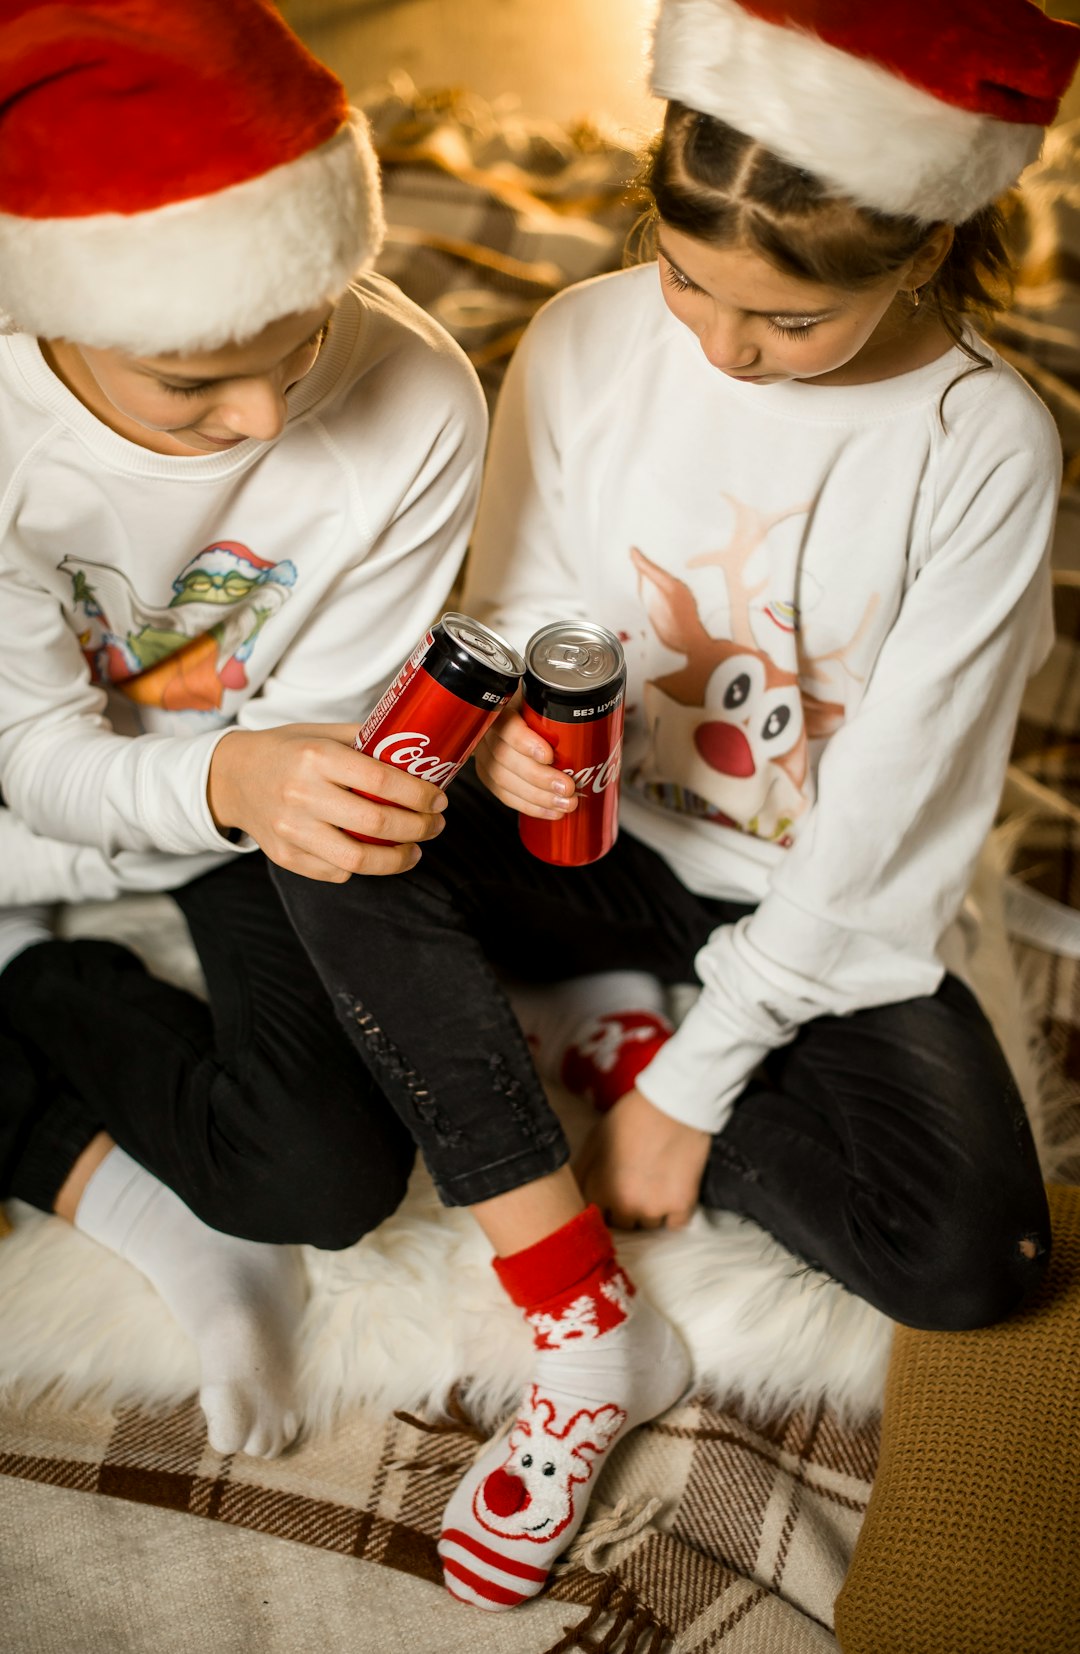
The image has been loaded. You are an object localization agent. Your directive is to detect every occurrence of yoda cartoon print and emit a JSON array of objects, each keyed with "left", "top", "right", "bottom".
[{"left": 629, "top": 495, "right": 877, "bottom": 844}]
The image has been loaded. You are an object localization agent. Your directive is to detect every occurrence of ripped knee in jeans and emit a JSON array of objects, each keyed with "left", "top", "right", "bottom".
[{"left": 337, "top": 993, "right": 464, "bottom": 1149}]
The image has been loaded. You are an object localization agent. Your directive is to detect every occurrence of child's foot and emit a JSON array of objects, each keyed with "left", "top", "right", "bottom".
[
  {"left": 74, "top": 1146, "right": 304, "bottom": 1457},
  {"left": 561, "top": 1009, "right": 673, "bottom": 1113},
  {"left": 511, "top": 971, "right": 673, "bottom": 1113},
  {"left": 438, "top": 1207, "right": 690, "bottom": 1610}
]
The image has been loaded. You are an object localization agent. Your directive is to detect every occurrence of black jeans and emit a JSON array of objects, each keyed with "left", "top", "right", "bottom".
[
  {"left": 0, "top": 853, "right": 415, "bottom": 1248},
  {"left": 273, "top": 770, "right": 1051, "bottom": 1331}
]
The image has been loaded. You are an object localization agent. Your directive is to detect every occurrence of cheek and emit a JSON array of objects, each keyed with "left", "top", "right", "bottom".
[
  {"left": 117, "top": 387, "right": 207, "bottom": 431},
  {"left": 786, "top": 315, "right": 878, "bottom": 372},
  {"left": 657, "top": 284, "right": 699, "bottom": 333},
  {"left": 90, "top": 368, "right": 207, "bottom": 431}
]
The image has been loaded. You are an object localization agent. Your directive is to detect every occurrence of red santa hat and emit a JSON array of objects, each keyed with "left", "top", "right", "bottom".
[
  {"left": 0, "top": 0, "right": 385, "bottom": 354},
  {"left": 650, "top": 0, "right": 1080, "bottom": 223}
]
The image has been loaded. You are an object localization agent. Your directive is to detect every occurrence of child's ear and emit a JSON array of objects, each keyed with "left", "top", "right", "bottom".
[{"left": 907, "top": 224, "right": 956, "bottom": 290}]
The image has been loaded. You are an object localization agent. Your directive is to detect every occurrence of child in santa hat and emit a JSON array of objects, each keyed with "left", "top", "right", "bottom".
[
  {"left": 0, "top": 0, "right": 487, "bottom": 1460},
  {"left": 271, "top": 0, "right": 1080, "bottom": 1612}
]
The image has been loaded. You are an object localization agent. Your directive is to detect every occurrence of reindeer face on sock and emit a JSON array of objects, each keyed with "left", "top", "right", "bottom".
[{"left": 473, "top": 1387, "right": 626, "bottom": 1544}]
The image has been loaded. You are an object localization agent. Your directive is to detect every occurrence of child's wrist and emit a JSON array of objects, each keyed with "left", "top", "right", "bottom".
[{"left": 206, "top": 729, "right": 247, "bottom": 834}]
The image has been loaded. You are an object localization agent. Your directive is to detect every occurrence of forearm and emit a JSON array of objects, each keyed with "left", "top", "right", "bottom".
[
  {"left": 0, "top": 805, "right": 237, "bottom": 904},
  {"left": 1, "top": 719, "right": 235, "bottom": 858}
]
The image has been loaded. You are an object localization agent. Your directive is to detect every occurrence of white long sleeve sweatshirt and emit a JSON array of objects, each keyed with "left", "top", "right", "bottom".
[
  {"left": 0, "top": 275, "right": 487, "bottom": 903},
  {"left": 463, "top": 262, "right": 1060, "bottom": 1134}
]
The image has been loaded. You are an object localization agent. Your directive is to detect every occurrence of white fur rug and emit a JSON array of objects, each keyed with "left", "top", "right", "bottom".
[{"left": 0, "top": 833, "right": 1052, "bottom": 1434}]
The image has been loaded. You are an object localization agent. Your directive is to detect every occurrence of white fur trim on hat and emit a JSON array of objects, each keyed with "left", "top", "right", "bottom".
[
  {"left": 0, "top": 110, "right": 385, "bottom": 354},
  {"left": 650, "top": 0, "right": 1043, "bottom": 222}
]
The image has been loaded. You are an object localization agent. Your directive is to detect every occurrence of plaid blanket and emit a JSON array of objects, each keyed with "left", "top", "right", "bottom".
[
  {"left": 368, "top": 77, "right": 643, "bottom": 406},
  {"left": 0, "top": 1385, "right": 877, "bottom": 1652},
  {"left": 991, "top": 122, "right": 1080, "bottom": 1177}
]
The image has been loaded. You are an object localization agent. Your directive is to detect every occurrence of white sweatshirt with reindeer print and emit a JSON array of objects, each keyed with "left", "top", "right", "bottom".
[{"left": 464, "top": 261, "right": 1060, "bottom": 1135}]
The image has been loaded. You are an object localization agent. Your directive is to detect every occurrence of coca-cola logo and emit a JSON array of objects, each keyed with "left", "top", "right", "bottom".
[
  {"left": 372, "top": 730, "right": 458, "bottom": 787},
  {"left": 561, "top": 744, "right": 622, "bottom": 797}
]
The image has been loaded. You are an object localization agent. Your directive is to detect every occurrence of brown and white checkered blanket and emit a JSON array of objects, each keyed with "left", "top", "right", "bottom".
[{"left": 0, "top": 1384, "right": 876, "bottom": 1652}]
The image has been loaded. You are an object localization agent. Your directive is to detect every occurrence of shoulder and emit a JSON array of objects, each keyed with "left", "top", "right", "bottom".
[
  {"left": 934, "top": 344, "right": 1062, "bottom": 476},
  {"left": 916, "top": 344, "right": 1062, "bottom": 576},
  {"left": 323, "top": 276, "right": 488, "bottom": 444},
  {"left": 0, "top": 335, "right": 59, "bottom": 445},
  {"left": 503, "top": 264, "right": 673, "bottom": 443},
  {"left": 519, "top": 263, "right": 668, "bottom": 378}
]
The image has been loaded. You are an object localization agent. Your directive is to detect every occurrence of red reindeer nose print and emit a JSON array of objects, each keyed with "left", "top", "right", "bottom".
[
  {"left": 483, "top": 1466, "right": 530, "bottom": 1516},
  {"left": 694, "top": 720, "right": 756, "bottom": 777}
]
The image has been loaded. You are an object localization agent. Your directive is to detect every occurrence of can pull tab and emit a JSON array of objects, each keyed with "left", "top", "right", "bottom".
[{"left": 547, "top": 643, "right": 608, "bottom": 679}]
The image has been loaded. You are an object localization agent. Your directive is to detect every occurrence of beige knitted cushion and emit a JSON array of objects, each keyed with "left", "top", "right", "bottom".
[{"left": 835, "top": 1182, "right": 1080, "bottom": 1654}]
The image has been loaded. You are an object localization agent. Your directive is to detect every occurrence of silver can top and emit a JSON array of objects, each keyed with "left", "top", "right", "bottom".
[
  {"left": 441, "top": 612, "right": 525, "bottom": 680},
  {"left": 525, "top": 622, "right": 625, "bottom": 692}
]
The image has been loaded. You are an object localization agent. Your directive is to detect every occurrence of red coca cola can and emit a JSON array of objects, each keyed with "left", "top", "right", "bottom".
[
  {"left": 519, "top": 622, "right": 626, "bottom": 866},
  {"left": 351, "top": 612, "right": 524, "bottom": 845}
]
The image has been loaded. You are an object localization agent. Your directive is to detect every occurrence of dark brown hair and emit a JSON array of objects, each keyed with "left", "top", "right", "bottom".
[{"left": 637, "top": 104, "right": 1016, "bottom": 369}]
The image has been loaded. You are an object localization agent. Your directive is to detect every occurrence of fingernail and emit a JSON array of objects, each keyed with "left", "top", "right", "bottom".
[
  {"left": 408, "top": 846, "right": 422, "bottom": 866},
  {"left": 433, "top": 792, "right": 448, "bottom": 811},
  {"left": 551, "top": 778, "right": 571, "bottom": 796},
  {"left": 530, "top": 744, "right": 548, "bottom": 762}
]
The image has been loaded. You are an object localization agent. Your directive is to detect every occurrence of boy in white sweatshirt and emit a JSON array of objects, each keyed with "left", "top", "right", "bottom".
[{"left": 0, "top": 0, "right": 484, "bottom": 1459}]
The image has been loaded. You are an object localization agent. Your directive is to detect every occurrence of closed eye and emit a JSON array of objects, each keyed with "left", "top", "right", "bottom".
[
  {"left": 154, "top": 323, "right": 329, "bottom": 398},
  {"left": 767, "top": 317, "right": 819, "bottom": 339},
  {"left": 661, "top": 260, "right": 703, "bottom": 297}
]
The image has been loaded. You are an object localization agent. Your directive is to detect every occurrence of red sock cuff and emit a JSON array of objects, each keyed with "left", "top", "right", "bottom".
[{"left": 492, "top": 1204, "right": 612, "bottom": 1311}]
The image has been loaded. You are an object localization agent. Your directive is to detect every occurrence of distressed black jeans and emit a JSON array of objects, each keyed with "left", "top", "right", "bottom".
[
  {"left": 274, "top": 769, "right": 1051, "bottom": 1331},
  {"left": 0, "top": 852, "right": 416, "bottom": 1248}
]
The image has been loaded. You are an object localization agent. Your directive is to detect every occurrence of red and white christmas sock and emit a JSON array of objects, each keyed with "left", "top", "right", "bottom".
[
  {"left": 512, "top": 971, "right": 674, "bottom": 1113},
  {"left": 438, "top": 1205, "right": 690, "bottom": 1611}
]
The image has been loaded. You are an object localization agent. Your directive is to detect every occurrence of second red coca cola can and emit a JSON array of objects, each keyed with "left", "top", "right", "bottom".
[
  {"left": 519, "top": 622, "right": 626, "bottom": 866},
  {"left": 351, "top": 612, "right": 524, "bottom": 845}
]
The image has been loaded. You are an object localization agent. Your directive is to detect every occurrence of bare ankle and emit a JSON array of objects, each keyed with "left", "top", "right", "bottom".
[
  {"left": 54, "top": 1131, "right": 115, "bottom": 1223},
  {"left": 469, "top": 1165, "right": 586, "bottom": 1257}
]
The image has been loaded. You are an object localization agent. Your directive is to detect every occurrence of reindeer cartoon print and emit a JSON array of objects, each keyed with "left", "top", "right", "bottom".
[
  {"left": 630, "top": 496, "right": 877, "bottom": 844},
  {"left": 471, "top": 1386, "right": 626, "bottom": 1545}
]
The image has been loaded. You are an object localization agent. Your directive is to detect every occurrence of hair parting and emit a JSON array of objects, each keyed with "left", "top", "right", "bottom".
[{"left": 630, "top": 104, "right": 1018, "bottom": 404}]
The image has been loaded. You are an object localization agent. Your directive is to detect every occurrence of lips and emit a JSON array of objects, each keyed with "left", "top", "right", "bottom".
[{"left": 194, "top": 432, "right": 245, "bottom": 448}]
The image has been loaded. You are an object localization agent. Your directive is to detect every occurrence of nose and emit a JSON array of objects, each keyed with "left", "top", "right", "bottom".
[
  {"left": 219, "top": 379, "right": 289, "bottom": 442},
  {"left": 482, "top": 1466, "right": 530, "bottom": 1516},
  {"left": 699, "top": 314, "right": 758, "bottom": 373},
  {"left": 695, "top": 720, "right": 756, "bottom": 777}
]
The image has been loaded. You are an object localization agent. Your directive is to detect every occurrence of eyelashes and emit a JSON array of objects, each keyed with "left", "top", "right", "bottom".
[
  {"left": 661, "top": 261, "right": 698, "bottom": 296},
  {"left": 660, "top": 259, "right": 820, "bottom": 339},
  {"left": 766, "top": 318, "right": 818, "bottom": 340},
  {"left": 156, "top": 323, "right": 330, "bottom": 399}
]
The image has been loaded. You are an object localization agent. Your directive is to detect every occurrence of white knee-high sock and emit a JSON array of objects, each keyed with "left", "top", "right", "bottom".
[
  {"left": 75, "top": 1147, "right": 305, "bottom": 1458},
  {"left": 0, "top": 905, "right": 53, "bottom": 975},
  {"left": 438, "top": 1206, "right": 690, "bottom": 1610}
]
